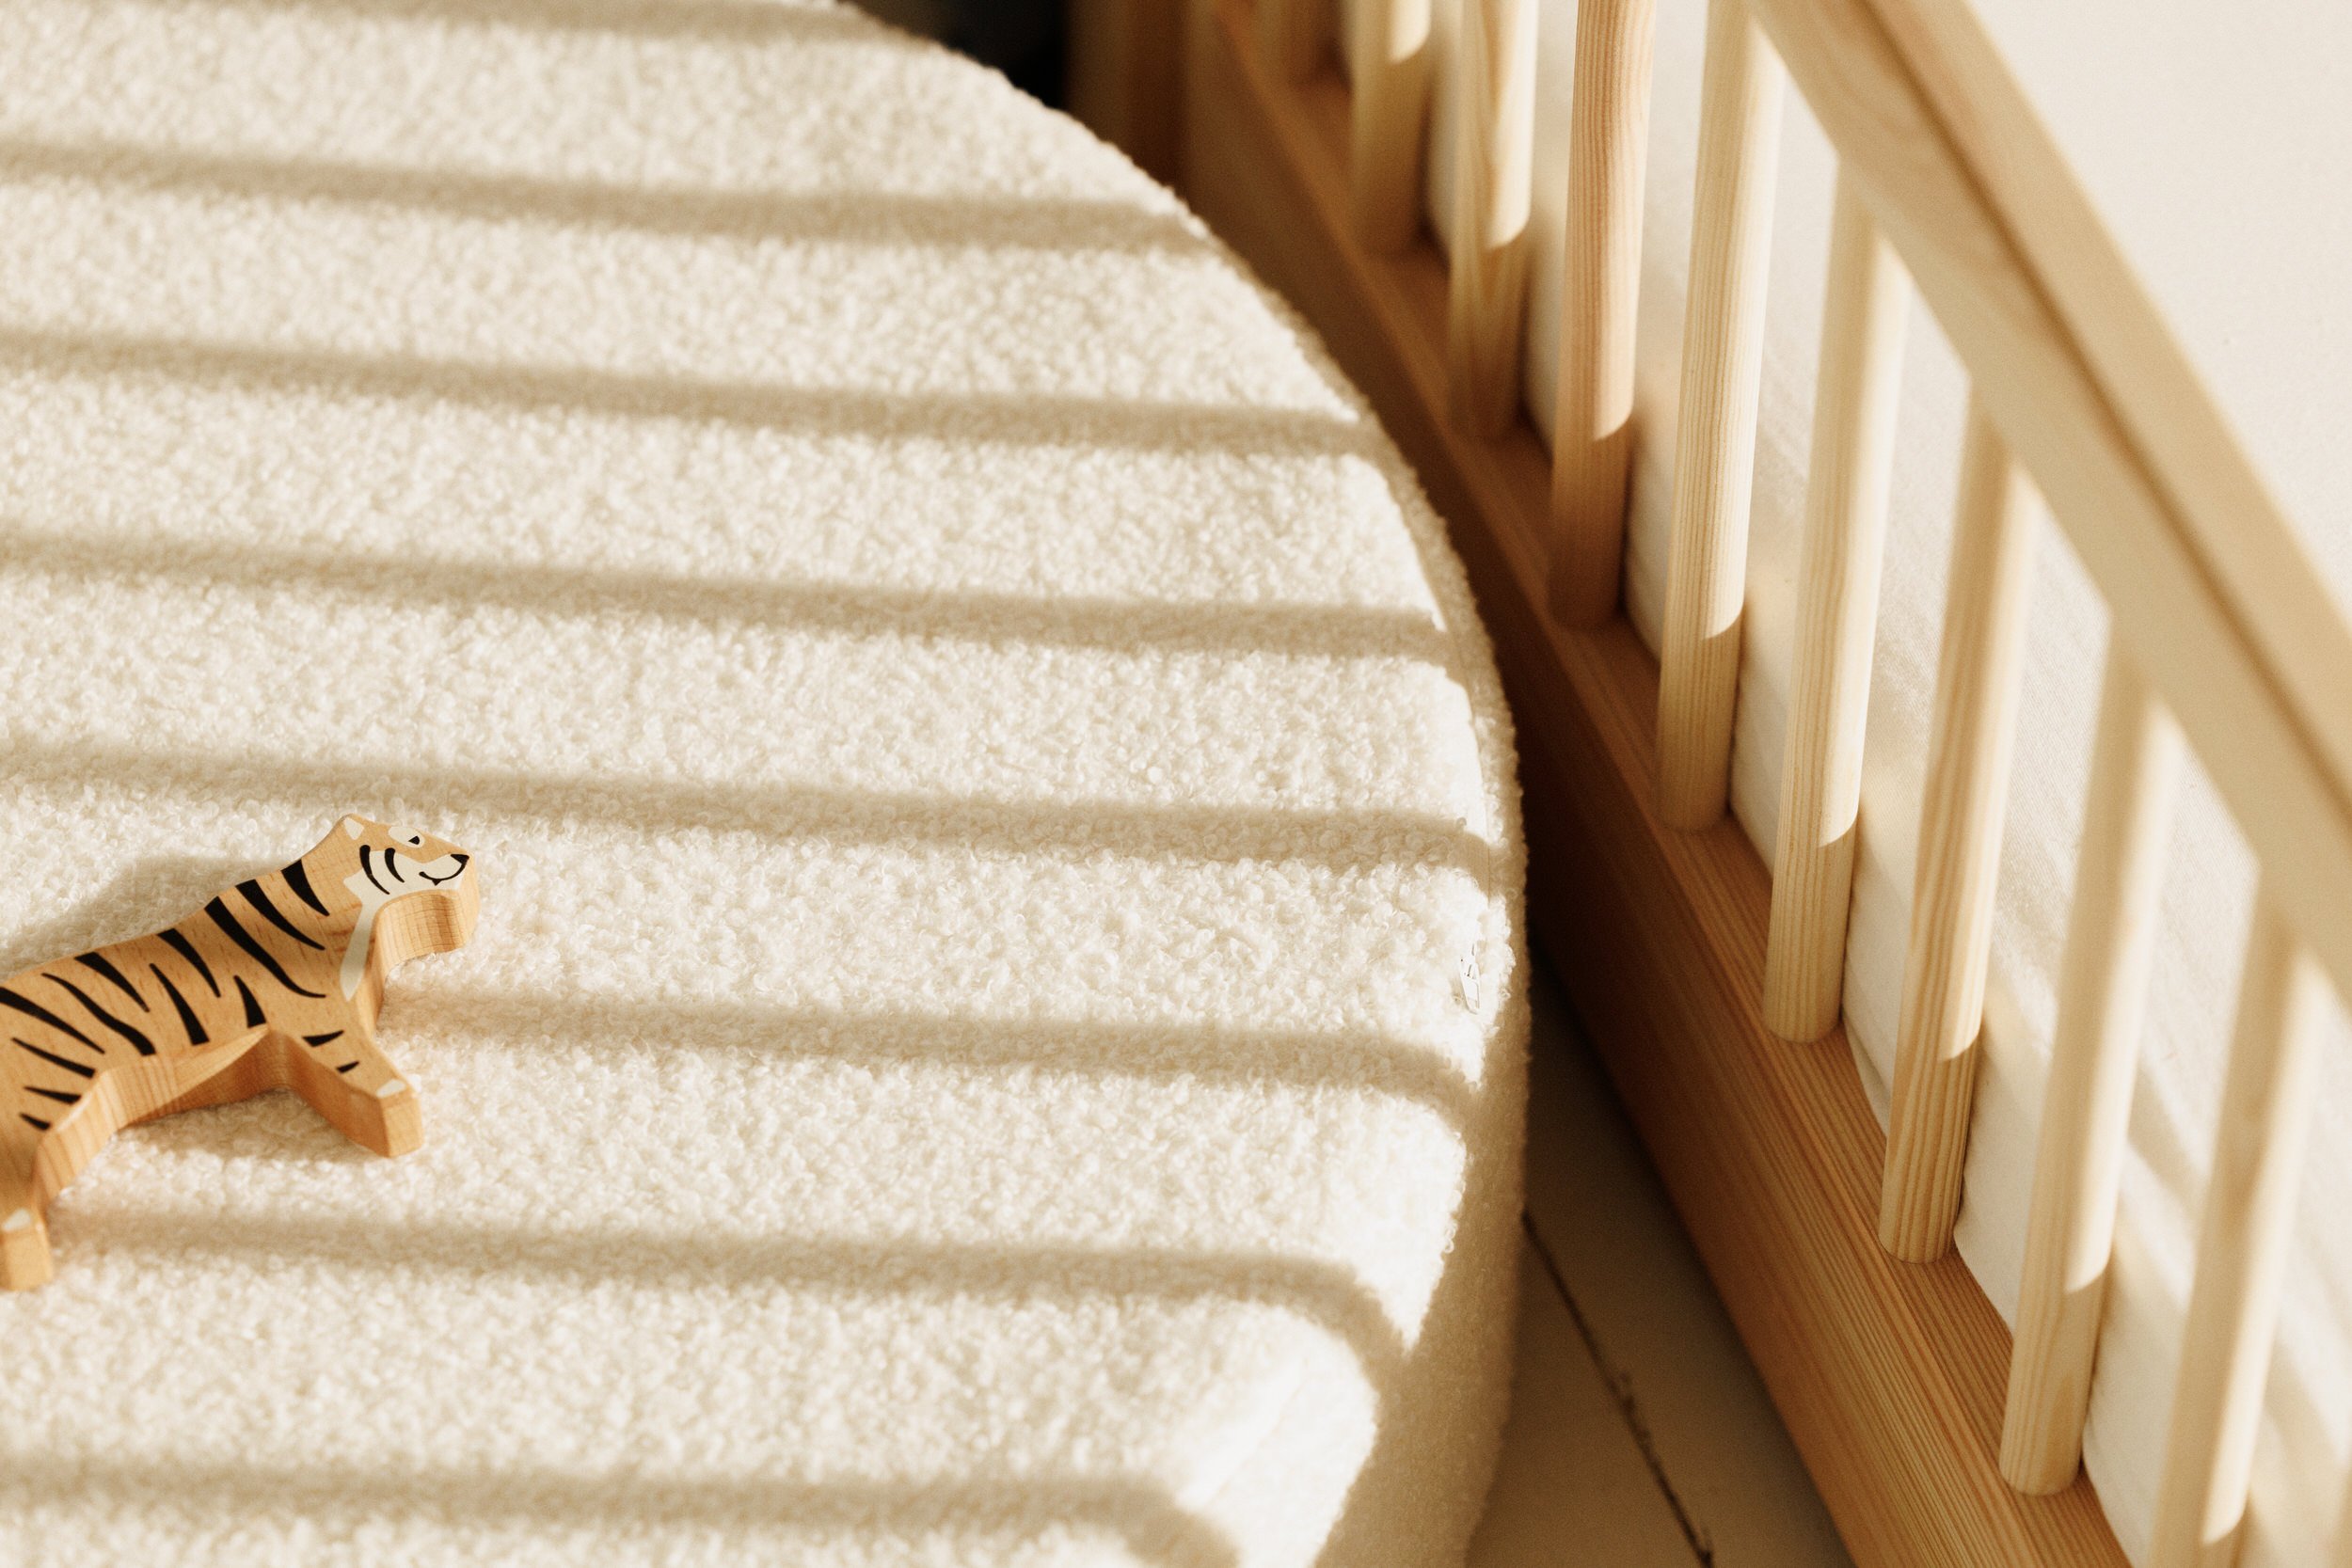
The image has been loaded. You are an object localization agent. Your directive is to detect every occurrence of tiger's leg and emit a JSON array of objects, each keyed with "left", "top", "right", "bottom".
[
  {"left": 284, "top": 1023, "right": 421, "bottom": 1158},
  {"left": 1, "top": 1132, "right": 52, "bottom": 1292},
  {"left": 140, "top": 1030, "right": 278, "bottom": 1123},
  {"left": 0, "top": 1077, "right": 120, "bottom": 1291}
]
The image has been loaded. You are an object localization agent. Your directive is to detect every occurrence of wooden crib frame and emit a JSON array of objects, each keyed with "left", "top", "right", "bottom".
[{"left": 1072, "top": 1, "right": 2352, "bottom": 1563}]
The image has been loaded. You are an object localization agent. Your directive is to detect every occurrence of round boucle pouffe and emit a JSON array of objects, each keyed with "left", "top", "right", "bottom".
[{"left": 0, "top": 4, "right": 1528, "bottom": 1565}]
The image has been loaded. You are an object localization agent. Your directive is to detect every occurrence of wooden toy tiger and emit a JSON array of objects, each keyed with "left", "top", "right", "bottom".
[{"left": 0, "top": 816, "right": 479, "bottom": 1291}]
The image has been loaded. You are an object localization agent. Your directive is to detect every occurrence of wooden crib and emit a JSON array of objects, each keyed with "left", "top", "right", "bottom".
[{"left": 1071, "top": 0, "right": 2352, "bottom": 1563}]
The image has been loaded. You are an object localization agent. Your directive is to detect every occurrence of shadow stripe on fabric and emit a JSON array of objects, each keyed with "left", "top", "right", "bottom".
[
  {"left": 0, "top": 138, "right": 1214, "bottom": 257},
  {"left": 0, "top": 1453, "right": 1240, "bottom": 1568},
  {"left": 404, "top": 987, "right": 1484, "bottom": 1126},
  {"left": 0, "top": 528, "right": 1454, "bottom": 668},
  {"left": 73, "top": 1213, "right": 1411, "bottom": 1378},
  {"left": 120, "top": 0, "right": 884, "bottom": 43},
  {"left": 0, "top": 327, "right": 1374, "bottom": 460},
  {"left": 0, "top": 742, "right": 1490, "bottom": 875}
]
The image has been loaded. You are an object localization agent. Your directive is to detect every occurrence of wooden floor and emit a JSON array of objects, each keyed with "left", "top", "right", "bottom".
[{"left": 1471, "top": 944, "right": 1851, "bottom": 1567}]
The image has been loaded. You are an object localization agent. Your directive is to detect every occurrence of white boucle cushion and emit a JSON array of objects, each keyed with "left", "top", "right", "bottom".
[{"left": 0, "top": 4, "right": 1528, "bottom": 1566}]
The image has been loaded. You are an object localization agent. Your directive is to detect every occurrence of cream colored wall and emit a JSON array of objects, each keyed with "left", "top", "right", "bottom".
[{"left": 1965, "top": 0, "right": 2352, "bottom": 611}]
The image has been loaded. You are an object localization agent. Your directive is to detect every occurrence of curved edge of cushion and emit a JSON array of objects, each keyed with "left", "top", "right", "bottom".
[{"left": 1190, "top": 276, "right": 1534, "bottom": 1567}]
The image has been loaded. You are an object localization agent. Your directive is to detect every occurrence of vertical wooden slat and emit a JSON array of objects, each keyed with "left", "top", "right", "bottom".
[
  {"left": 1255, "top": 0, "right": 1329, "bottom": 81},
  {"left": 1654, "top": 0, "right": 1786, "bottom": 828},
  {"left": 1444, "top": 0, "right": 1538, "bottom": 436},
  {"left": 1347, "top": 0, "right": 1434, "bottom": 252},
  {"left": 1999, "top": 650, "right": 2183, "bottom": 1493},
  {"left": 1761, "top": 173, "right": 1909, "bottom": 1041},
  {"left": 1066, "top": 0, "right": 1186, "bottom": 186},
  {"left": 1879, "top": 398, "right": 2036, "bottom": 1261},
  {"left": 2151, "top": 892, "right": 2328, "bottom": 1568},
  {"left": 1545, "top": 0, "right": 1659, "bottom": 626}
]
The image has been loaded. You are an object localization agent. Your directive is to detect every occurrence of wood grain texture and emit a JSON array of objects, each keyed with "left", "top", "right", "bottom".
[
  {"left": 2152, "top": 894, "right": 2328, "bottom": 1568},
  {"left": 1346, "top": 0, "right": 1433, "bottom": 252},
  {"left": 1443, "top": 0, "right": 1537, "bottom": 436},
  {"left": 0, "top": 816, "right": 479, "bottom": 1291},
  {"left": 1544, "top": 0, "right": 1658, "bottom": 627},
  {"left": 1761, "top": 175, "right": 1908, "bottom": 1043},
  {"left": 1067, "top": 0, "right": 1187, "bottom": 186},
  {"left": 1179, "top": 8, "right": 2128, "bottom": 1560},
  {"left": 1879, "top": 400, "right": 2036, "bottom": 1263},
  {"left": 2000, "top": 651, "right": 2180, "bottom": 1495},
  {"left": 1743, "top": 0, "right": 2352, "bottom": 1062},
  {"left": 1653, "top": 0, "right": 1784, "bottom": 830}
]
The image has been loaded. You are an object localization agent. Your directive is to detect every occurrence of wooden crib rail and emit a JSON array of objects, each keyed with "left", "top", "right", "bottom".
[
  {"left": 1157, "top": 0, "right": 2352, "bottom": 1560},
  {"left": 1253, "top": 0, "right": 1330, "bottom": 78},
  {"left": 2152, "top": 893, "right": 2328, "bottom": 1566},
  {"left": 1761, "top": 171, "right": 1906, "bottom": 1044},
  {"left": 1877, "top": 396, "right": 2035, "bottom": 1263},
  {"left": 1347, "top": 0, "right": 1433, "bottom": 249},
  {"left": 1444, "top": 0, "right": 1539, "bottom": 435},
  {"left": 2002, "top": 649, "right": 2182, "bottom": 1494},
  {"left": 1747, "top": 5, "right": 2352, "bottom": 1561},
  {"left": 1545, "top": 0, "right": 1654, "bottom": 627},
  {"left": 1855, "top": 0, "right": 2352, "bottom": 821},
  {"left": 1652, "top": 0, "right": 1781, "bottom": 831}
]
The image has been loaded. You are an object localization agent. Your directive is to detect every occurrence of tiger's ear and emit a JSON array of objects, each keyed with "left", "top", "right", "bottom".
[{"left": 342, "top": 816, "right": 367, "bottom": 839}]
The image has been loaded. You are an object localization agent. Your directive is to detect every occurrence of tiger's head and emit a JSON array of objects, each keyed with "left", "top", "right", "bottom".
[{"left": 293, "top": 816, "right": 482, "bottom": 1002}]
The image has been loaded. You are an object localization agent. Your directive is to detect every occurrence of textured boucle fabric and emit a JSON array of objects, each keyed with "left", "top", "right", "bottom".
[{"left": 0, "top": 5, "right": 1528, "bottom": 1565}]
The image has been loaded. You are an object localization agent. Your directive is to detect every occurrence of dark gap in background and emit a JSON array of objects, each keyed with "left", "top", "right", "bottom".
[{"left": 850, "top": 0, "right": 1067, "bottom": 109}]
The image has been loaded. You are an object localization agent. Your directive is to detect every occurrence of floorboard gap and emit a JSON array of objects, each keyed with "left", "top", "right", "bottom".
[{"left": 1522, "top": 1211, "right": 1717, "bottom": 1566}]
